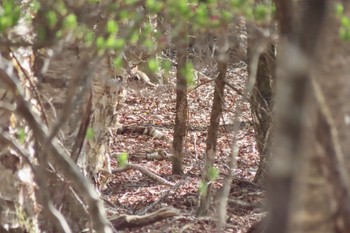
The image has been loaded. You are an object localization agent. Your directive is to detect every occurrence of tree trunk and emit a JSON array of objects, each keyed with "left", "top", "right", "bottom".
[
  {"left": 31, "top": 5, "right": 117, "bottom": 231},
  {"left": 247, "top": 0, "right": 276, "bottom": 187},
  {"left": 172, "top": 27, "right": 189, "bottom": 174},
  {"left": 197, "top": 28, "right": 228, "bottom": 216},
  {"left": 0, "top": 53, "right": 40, "bottom": 233},
  {"left": 249, "top": 43, "right": 275, "bottom": 186},
  {"left": 303, "top": 1, "right": 350, "bottom": 231},
  {"left": 33, "top": 46, "right": 116, "bottom": 232},
  {"left": 266, "top": 1, "right": 330, "bottom": 233}
]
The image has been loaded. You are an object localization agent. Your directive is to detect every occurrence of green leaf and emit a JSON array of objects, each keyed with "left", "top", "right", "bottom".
[
  {"left": 231, "top": 0, "right": 246, "bottom": 9},
  {"left": 119, "top": 10, "right": 129, "bottom": 20},
  {"left": 0, "top": 17, "right": 11, "bottom": 32},
  {"left": 194, "top": 4, "right": 208, "bottom": 26},
  {"left": 255, "top": 3, "right": 268, "bottom": 21},
  {"left": 178, "top": 0, "right": 189, "bottom": 13},
  {"left": 96, "top": 36, "right": 105, "bottom": 50},
  {"left": 113, "top": 56, "right": 123, "bottom": 69},
  {"left": 130, "top": 31, "right": 139, "bottom": 44},
  {"left": 147, "top": 58, "right": 158, "bottom": 73},
  {"left": 341, "top": 16, "right": 350, "bottom": 28},
  {"left": 46, "top": 11, "right": 57, "bottom": 29},
  {"left": 105, "top": 36, "right": 117, "bottom": 49},
  {"left": 84, "top": 30, "right": 95, "bottom": 46},
  {"left": 63, "top": 13, "right": 77, "bottom": 29},
  {"left": 335, "top": 3, "right": 344, "bottom": 17},
  {"left": 117, "top": 152, "right": 128, "bottom": 167},
  {"left": 29, "top": 0, "right": 41, "bottom": 12},
  {"left": 106, "top": 20, "right": 118, "bottom": 34},
  {"left": 114, "top": 38, "right": 125, "bottom": 50},
  {"left": 55, "top": 30, "right": 62, "bottom": 38},
  {"left": 55, "top": 1, "right": 68, "bottom": 15},
  {"left": 146, "top": 0, "right": 163, "bottom": 13},
  {"left": 244, "top": 7, "right": 254, "bottom": 20},
  {"left": 182, "top": 62, "right": 195, "bottom": 87},
  {"left": 18, "top": 128, "right": 26, "bottom": 144},
  {"left": 86, "top": 127, "right": 94, "bottom": 140},
  {"left": 208, "top": 166, "right": 219, "bottom": 181},
  {"left": 125, "top": 0, "right": 138, "bottom": 5},
  {"left": 222, "top": 10, "right": 233, "bottom": 22},
  {"left": 0, "top": 0, "right": 20, "bottom": 31}
]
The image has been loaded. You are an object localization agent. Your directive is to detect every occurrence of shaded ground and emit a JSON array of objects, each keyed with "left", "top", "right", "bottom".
[{"left": 103, "top": 63, "right": 265, "bottom": 232}]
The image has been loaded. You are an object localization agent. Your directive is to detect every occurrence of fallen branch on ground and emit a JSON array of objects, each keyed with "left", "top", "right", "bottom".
[
  {"left": 112, "top": 162, "right": 175, "bottom": 186},
  {"left": 110, "top": 207, "right": 179, "bottom": 230}
]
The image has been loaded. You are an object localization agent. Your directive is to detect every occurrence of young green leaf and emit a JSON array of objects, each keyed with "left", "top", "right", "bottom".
[
  {"left": 18, "top": 128, "right": 26, "bottom": 144},
  {"left": 208, "top": 166, "right": 219, "bottom": 181},
  {"left": 0, "top": 0, "right": 20, "bottom": 31},
  {"left": 96, "top": 36, "right": 105, "bottom": 50},
  {"left": 130, "top": 31, "right": 139, "bottom": 44},
  {"left": 106, "top": 20, "right": 118, "bottom": 34},
  {"left": 147, "top": 58, "right": 159, "bottom": 73},
  {"left": 63, "top": 13, "right": 77, "bottom": 30},
  {"left": 335, "top": 3, "right": 344, "bottom": 17},
  {"left": 117, "top": 152, "right": 129, "bottom": 167},
  {"left": 194, "top": 4, "right": 208, "bottom": 26},
  {"left": 255, "top": 3, "right": 269, "bottom": 21},
  {"left": 113, "top": 56, "right": 123, "bottom": 69},
  {"left": 341, "top": 16, "right": 350, "bottom": 28},
  {"left": 182, "top": 62, "right": 195, "bottom": 88},
  {"left": 86, "top": 127, "right": 94, "bottom": 140},
  {"left": 46, "top": 11, "right": 57, "bottom": 29},
  {"left": 146, "top": 0, "right": 163, "bottom": 13},
  {"left": 84, "top": 30, "right": 95, "bottom": 46}
]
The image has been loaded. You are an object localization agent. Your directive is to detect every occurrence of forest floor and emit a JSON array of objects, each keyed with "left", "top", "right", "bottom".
[{"left": 103, "top": 62, "right": 265, "bottom": 232}]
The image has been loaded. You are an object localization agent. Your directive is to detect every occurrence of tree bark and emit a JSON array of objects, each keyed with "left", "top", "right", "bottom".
[
  {"left": 249, "top": 42, "right": 275, "bottom": 186},
  {"left": 197, "top": 29, "right": 228, "bottom": 216},
  {"left": 266, "top": 1, "right": 329, "bottom": 233},
  {"left": 172, "top": 27, "right": 189, "bottom": 174},
  {"left": 247, "top": 0, "right": 276, "bottom": 187}
]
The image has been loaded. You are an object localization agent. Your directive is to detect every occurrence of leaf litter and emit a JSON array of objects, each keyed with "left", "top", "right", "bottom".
[{"left": 104, "top": 63, "right": 264, "bottom": 232}]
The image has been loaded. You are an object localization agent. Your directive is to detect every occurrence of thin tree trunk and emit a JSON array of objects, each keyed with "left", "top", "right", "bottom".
[
  {"left": 172, "top": 27, "right": 189, "bottom": 174},
  {"left": 250, "top": 43, "right": 275, "bottom": 186},
  {"left": 247, "top": 0, "right": 276, "bottom": 187},
  {"left": 197, "top": 29, "right": 228, "bottom": 216}
]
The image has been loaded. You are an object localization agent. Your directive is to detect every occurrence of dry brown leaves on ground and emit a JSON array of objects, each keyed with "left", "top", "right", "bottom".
[{"left": 103, "top": 63, "right": 265, "bottom": 232}]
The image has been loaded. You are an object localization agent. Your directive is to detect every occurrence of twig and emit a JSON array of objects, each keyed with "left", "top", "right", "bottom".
[
  {"left": 189, "top": 78, "right": 214, "bottom": 92},
  {"left": 223, "top": 80, "right": 244, "bottom": 96}
]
